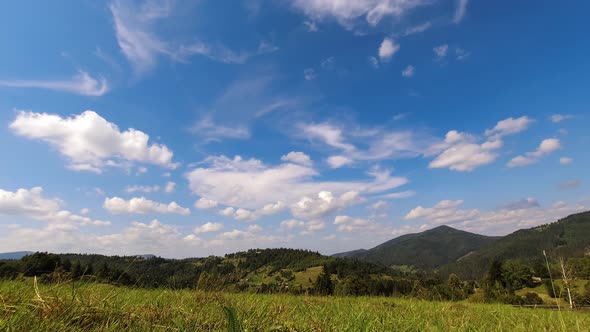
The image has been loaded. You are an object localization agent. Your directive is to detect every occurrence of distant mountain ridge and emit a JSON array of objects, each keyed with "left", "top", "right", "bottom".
[
  {"left": 334, "top": 211, "right": 590, "bottom": 278},
  {"left": 333, "top": 225, "right": 499, "bottom": 270},
  {"left": 0, "top": 251, "right": 33, "bottom": 260}
]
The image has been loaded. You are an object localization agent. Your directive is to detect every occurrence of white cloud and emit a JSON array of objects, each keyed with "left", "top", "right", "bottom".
[
  {"left": 368, "top": 200, "right": 388, "bottom": 211},
  {"left": 125, "top": 185, "right": 160, "bottom": 193},
  {"left": 290, "top": 0, "right": 430, "bottom": 27},
  {"left": 404, "top": 199, "right": 586, "bottom": 235},
  {"left": 281, "top": 151, "right": 313, "bottom": 166},
  {"left": 452, "top": 0, "right": 469, "bottom": 24},
  {"left": 281, "top": 219, "right": 305, "bottom": 229},
  {"left": 433, "top": 44, "right": 448, "bottom": 59},
  {"left": 186, "top": 155, "right": 407, "bottom": 210},
  {"left": 103, "top": 197, "right": 190, "bottom": 215},
  {"left": 0, "top": 187, "right": 110, "bottom": 226},
  {"left": 507, "top": 138, "right": 560, "bottom": 168},
  {"left": 194, "top": 222, "right": 223, "bottom": 234},
  {"left": 219, "top": 207, "right": 235, "bottom": 217},
  {"left": 560, "top": 157, "right": 573, "bottom": 165},
  {"left": 326, "top": 155, "right": 354, "bottom": 168},
  {"left": 291, "top": 190, "right": 364, "bottom": 220},
  {"left": 429, "top": 116, "right": 533, "bottom": 171},
  {"left": 485, "top": 116, "right": 534, "bottom": 138},
  {"left": 378, "top": 37, "right": 399, "bottom": 61},
  {"left": 0, "top": 70, "right": 109, "bottom": 96},
  {"left": 10, "top": 110, "right": 177, "bottom": 173},
  {"left": 334, "top": 215, "right": 373, "bottom": 232},
  {"left": 551, "top": 114, "right": 573, "bottom": 123},
  {"left": 403, "top": 21, "right": 431, "bottom": 36},
  {"left": 401, "top": 64, "right": 414, "bottom": 77},
  {"left": 194, "top": 198, "right": 219, "bottom": 210},
  {"left": 380, "top": 190, "right": 415, "bottom": 199},
  {"left": 304, "top": 68, "right": 317, "bottom": 80},
  {"left": 110, "top": 0, "right": 275, "bottom": 75},
  {"left": 219, "top": 229, "right": 254, "bottom": 240},
  {"left": 302, "top": 122, "right": 429, "bottom": 163},
  {"left": 164, "top": 181, "right": 176, "bottom": 193}
]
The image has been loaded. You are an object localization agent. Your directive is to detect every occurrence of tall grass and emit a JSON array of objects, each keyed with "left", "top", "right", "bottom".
[{"left": 1, "top": 279, "right": 588, "bottom": 331}]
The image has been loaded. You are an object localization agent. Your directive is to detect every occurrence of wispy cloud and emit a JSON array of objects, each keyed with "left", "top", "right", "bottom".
[
  {"left": 402, "top": 21, "right": 431, "bottom": 36},
  {"left": 0, "top": 71, "right": 109, "bottom": 96},
  {"left": 109, "top": 0, "right": 277, "bottom": 75},
  {"left": 452, "top": 0, "right": 469, "bottom": 24}
]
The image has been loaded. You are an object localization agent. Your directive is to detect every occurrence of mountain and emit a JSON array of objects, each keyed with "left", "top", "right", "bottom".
[
  {"left": 0, "top": 251, "right": 33, "bottom": 260},
  {"left": 439, "top": 211, "right": 590, "bottom": 279},
  {"left": 333, "top": 225, "right": 499, "bottom": 270}
]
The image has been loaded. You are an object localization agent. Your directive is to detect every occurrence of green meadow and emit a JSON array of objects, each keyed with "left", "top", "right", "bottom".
[{"left": 1, "top": 279, "right": 589, "bottom": 332}]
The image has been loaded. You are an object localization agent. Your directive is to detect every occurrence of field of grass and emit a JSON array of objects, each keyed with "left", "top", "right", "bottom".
[{"left": 1, "top": 280, "right": 589, "bottom": 331}]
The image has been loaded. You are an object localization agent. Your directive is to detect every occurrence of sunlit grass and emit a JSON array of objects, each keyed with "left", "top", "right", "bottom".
[{"left": 1, "top": 279, "right": 589, "bottom": 331}]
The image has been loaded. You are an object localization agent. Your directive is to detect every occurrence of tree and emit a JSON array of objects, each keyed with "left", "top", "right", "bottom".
[
  {"left": 313, "top": 267, "right": 334, "bottom": 295},
  {"left": 487, "top": 260, "right": 504, "bottom": 286}
]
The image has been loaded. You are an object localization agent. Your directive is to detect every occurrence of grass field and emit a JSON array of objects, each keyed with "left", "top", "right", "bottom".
[{"left": 1, "top": 280, "right": 589, "bottom": 331}]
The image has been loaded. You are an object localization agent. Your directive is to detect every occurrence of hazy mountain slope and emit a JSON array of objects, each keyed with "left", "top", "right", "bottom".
[
  {"left": 334, "top": 225, "right": 499, "bottom": 270},
  {"left": 439, "top": 211, "right": 590, "bottom": 279},
  {"left": 0, "top": 251, "right": 33, "bottom": 260}
]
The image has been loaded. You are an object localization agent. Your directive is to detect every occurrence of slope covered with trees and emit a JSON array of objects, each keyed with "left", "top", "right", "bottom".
[{"left": 334, "top": 225, "right": 499, "bottom": 271}]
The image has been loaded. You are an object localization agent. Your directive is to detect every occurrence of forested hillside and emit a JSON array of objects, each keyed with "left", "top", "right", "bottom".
[{"left": 334, "top": 225, "right": 499, "bottom": 270}]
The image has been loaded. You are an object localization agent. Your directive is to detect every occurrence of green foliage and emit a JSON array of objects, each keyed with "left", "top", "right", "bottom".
[
  {"left": 222, "top": 306, "right": 242, "bottom": 332},
  {"left": 312, "top": 267, "right": 334, "bottom": 295}
]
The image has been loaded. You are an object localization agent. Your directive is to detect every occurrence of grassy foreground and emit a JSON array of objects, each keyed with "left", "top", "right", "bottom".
[{"left": 1, "top": 280, "right": 589, "bottom": 331}]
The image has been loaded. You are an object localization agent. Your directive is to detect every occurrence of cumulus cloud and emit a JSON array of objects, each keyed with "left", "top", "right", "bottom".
[
  {"left": 429, "top": 116, "right": 533, "bottom": 171},
  {"left": 194, "top": 198, "right": 219, "bottom": 210},
  {"left": 280, "top": 219, "right": 325, "bottom": 234},
  {"left": 10, "top": 110, "right": 177, "bottom": 173},
  {"left": 0, "top": 187, "right": 110, "bottom": 226},
  {"left": 186, "top": 155, "right": 407, "bottom": 209},
  {"left": 103, "top": 197, "right": 190, "bottom": 215},
  {"left": 334, "top": 215, "right": 373, "bottom": 232},
  {"left": 164, "top": 181, "right": 176, "bottom": 193},
  {"left": 0, "top": 71, "right": 109, "bottom": 96},
  {"left": 378, "top": 37, "right": 399, "bottom": 61},
  {"left": 368, "top": 56, "right": 380, "bottom": 69},
  {"left": 507, "top": 138, "right": 560, "bottom": 168},
  {"left": 291, "top": 191, "right": 364, "bottom": 220},
  {"left": 404, "top": 199, "right": 586, "bottom": 235},
  {"left": 193, "top": 222, "right": 223, "bottom": 234},
  {"left": 281, "top": 151, "right": 313, "bottom": 166},
  {"left": 290, "top": 0, "right": 431, "bottom": 27}
]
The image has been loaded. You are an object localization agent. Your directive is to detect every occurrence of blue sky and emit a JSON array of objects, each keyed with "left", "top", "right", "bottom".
[{"left": 0, "top": 0, "right": 588, "bottom": 258}]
